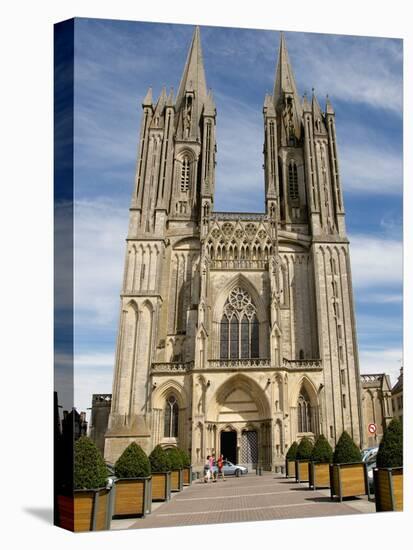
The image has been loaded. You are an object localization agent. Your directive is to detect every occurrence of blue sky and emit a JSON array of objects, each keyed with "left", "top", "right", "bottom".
[{"left": 68, "top": 18, "right": 402, "bottom": 416}]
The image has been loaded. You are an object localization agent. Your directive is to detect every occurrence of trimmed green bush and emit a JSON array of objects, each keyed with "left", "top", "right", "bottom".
[
  {"left": 286, "top": 441, "right": 298, "bottom": 460},
  {"left": 296, "top": 437, "right": 314, "bottom": 460},
  {"left": 178, "top": 448, "right": 191, "bottom": 467},
  {"left": 149, "top": 445, "right": 172, "bottom": 472},
  {"left": 114, "top": 442, "right": 151, "bottom": 478},
  {"left": 311, "top": 435, "right": 333, "bottom": 463},
  {"left": 74, "top": 436, "right": 108, "bottom": 490},
  {"left": 376, "top": 418, "right": 403, "bottom": 468},
  {"left": 333, "top": 431, "right": 361, "bottom": 464},
  {"left": 165, "top": 447, "right": 184, "bottom": 470}
]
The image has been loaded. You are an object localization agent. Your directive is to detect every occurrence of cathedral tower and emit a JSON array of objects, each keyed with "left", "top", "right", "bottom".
[{"left": 105, "top": 28, "right": 363, "bottom": 467}]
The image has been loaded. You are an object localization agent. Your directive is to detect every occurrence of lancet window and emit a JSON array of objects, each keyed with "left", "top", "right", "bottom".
[
  {"left": 181, "top": 156, "right": 190, "bottom": 192},
  {"left": 297, "top": 388, "right": 312, "bottom": 433},
  {"left": 288, "top": 161, "right": 299, "bottom": 200},
  {"left": 164, "top": 394, "right": 179, "bottom": 438}
]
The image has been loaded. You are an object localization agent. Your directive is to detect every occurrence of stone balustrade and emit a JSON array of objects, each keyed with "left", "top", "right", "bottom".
[
  {"left": 151, "top": 362, "right": 194, "bottom": 373},
  {"left": 282, "top": 358, "right": 322, "bottom": 370},
  {"left": 210, "top": 259, "right": 268, "bottom": 270},
  {"left": 207, "top": 358, "right": 271, "bottom": 369},
  {"left": 151, "top": 358, "right": 322, "bottom": 373}
]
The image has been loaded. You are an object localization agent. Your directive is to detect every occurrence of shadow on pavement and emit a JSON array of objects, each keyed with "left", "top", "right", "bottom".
[{"left": 23, "top": 508, "right": 54, "bottom": 524}]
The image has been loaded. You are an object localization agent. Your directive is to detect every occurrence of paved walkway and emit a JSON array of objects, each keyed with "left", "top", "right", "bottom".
[{"left": 110, "top": 472, "right": 375, "bottom": 530}]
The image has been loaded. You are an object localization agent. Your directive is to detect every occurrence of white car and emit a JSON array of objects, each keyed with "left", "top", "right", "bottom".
[
  {"left": 362, "top": 447, "right": 379, "bottom": 493},
  {"left": 210, "top": 460, "right": 248, "bottom": 477}
]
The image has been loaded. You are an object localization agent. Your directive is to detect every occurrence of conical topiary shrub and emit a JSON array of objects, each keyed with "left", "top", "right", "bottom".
[
  {"left": 296, "top": 437, "right": 314, "bottom": 460},
  {"left": 165, "top": 447, "right": 184, "bottom": 470},
  {"left": 149, "top": 445, "right": 172, "bottom": 473},
  {"left": 311, "top": 435, "right": 333, "bottom": 463},
  {"left": 333, "top": 431, "right": 361, "bottom": 464},
  {"left": 286, "top": 441, "right": 298, "bottom": 460},
  {"left": 178, "top": 448, "right": 191, "bottom": 468},
  {"left": 309, "top": 435, "right": 333, "bottom": 489},
  {"left": 74, "top": 436, "right": 108, "bottom": 490},
  {"left": 376, "top": 418, "right": 403, "bottom": 468},
  {"left": 114, "top": 442, "right": 151, "bottom": 478}
]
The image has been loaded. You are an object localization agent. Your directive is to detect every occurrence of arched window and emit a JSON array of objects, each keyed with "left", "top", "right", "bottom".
[
  {"left": 219, "top": 288, "right": 260, "bottom": 360},
  {"left": 164, "top": 395, "right": 179, "bottom": 437},
  {"left": 288, "top": 161, "right": 299, "bottom": 200},
  {"left": 297, "top": 388, "right": 312, "bottom": 433},
  {"left": 180, "top": 156, "right": 190, "bottom": 192}
]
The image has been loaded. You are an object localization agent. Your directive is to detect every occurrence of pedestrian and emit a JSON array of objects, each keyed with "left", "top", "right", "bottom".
[
  {"left": 204, "top": 455, "right": 211, "bottom": 483},
  {"left": 217, "top": 453, "right": 226, "bottom": 481},
  {"left": 210, "top": 453, "right": 217, "bottom": 482}
]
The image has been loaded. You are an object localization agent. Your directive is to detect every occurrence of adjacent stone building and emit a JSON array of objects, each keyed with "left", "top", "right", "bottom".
[
  {"left": 361, "top": 374, "right": 393, "bottom": 447},
  {"left": 89, "top": 394, "right": 112, "bottom": 454},
  {"left": 104, "top": 28, "right": 365, "bottom": 470},
  {"left": 391, "top": 367, "right": 403, "bottom": 423}
]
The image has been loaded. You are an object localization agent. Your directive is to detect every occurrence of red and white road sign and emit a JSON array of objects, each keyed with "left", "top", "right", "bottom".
[{"left": 368, "top": 423, "right": 377, "bottom": 434}]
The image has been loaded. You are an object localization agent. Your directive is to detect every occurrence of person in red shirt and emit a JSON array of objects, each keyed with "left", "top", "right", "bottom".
[{"left": 217, "top": 454, "right": 226, "bottom": 481}]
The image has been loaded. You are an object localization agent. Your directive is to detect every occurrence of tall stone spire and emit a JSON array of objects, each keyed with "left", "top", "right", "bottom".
[
  {"left": 273, "top": 32, "right": 302, "bottom": 118},
  {"left": 176, "top": 26, "right": 208, "bottom": 120}
]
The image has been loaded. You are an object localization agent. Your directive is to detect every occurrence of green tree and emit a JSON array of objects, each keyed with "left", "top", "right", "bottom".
[
  {"left": 149, "top": 445, "right": 172, "bottom": 472},
  {"left": 165, "top": 447, "right": 184, "bottom": 470},
  {"left": 74, "top": 436, "right": 108, "bottom": 490},
  {"left": 114, "top": 442, "right": 151, "bottom": 478},
  {"left": 376, "top": 418, "right": 403, "bottom": 468},
  {"left": 286, "top": 441, "right": 298, "bottom": 460},
  {"left": 296, "top": 436, "right": 314, "bottom": 460},
  {"left": 311, "top": 434, "right": 333, "bottom": 463},
  {"left": 333, "top": 431, "right": 361, "bottom": 464}
]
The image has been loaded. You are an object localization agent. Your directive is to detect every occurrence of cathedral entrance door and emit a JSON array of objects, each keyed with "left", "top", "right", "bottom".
[
  {"left": 241, "top": 430, "right": 258, "bottom": 468},
  {"left": 220, "top": 430, "right": 237, "bottom": 464}
]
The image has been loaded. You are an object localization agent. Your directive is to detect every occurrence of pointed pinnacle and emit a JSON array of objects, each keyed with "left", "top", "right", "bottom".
[
  {"left": 204, "top": 89, "right": 216, "bottom": 116},
  {"left": 166, "top": 87, "right": 175, "bottom": 107},
  {"left": 302, "top": 92, "right": 311, "bottom": 112},
  {"left": 325, "top": 94, "right": 335, "bottom": 115},
  {"left": 142, "top": 86, "right": 153, "bottom": 107}
]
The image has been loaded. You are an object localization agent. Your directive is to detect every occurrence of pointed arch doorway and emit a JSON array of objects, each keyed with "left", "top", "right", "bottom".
[
  {"left": 220, "top": 429, "right": 237, "bottom": 464},
  {"left": 209, "top": 374, "right": 272, "bottom": 469}
]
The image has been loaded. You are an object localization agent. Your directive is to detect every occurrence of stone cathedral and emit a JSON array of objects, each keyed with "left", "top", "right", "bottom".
[{"left": 104, "top": 28, "right": 365, "bottom": 470}]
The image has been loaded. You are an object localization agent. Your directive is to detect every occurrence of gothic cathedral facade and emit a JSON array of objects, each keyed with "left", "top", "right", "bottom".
[{"left": 104, "top": 28, "right": 364, "bottom": 469}]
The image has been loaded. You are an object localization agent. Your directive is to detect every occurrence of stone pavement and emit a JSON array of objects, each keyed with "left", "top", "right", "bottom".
[{"left": 110, "top": 472, "right": 375, "bottom": 531}]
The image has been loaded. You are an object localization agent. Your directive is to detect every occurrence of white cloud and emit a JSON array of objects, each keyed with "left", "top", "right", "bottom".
[
  {"left": 356, "top": 313, "right": 402, "bottom": 338},
  {"left": 340, "top": 144, "right": 402, "bottom": 195},
  {"left": 357, "top": 292, "right": 402, "bottom": 304},
  {"left": 75, "top": 367, "right": 114, "bottom": 423},
  {"left": 74, "top": 198, "right": 128, "bottom": 326},
  {"left": 349, "top": 234, "right": 403, "bottom": 288},
  {"left": 289, "top": 33, "right": 402, "bottom": 114},
  {"left": 359, "top": 347, "right": 403, "bottom": 385}
]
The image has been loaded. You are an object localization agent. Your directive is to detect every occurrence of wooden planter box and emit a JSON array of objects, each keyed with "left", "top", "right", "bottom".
[
  {"left": 374, "top": 467, "right": 403, "bottom": 512},
  {"left": 183, "top": 466, "right": 193, "bottom": 486},
  {"left": 151, "top": 472, "right": 171, "bottom": 502},
  {"left": 295, "top": 460, "right": 310, "bottom": 483},
  {"left": 170, "top": 469, "right": 184, "bottom": 492},
  {"left": 329, "top": 462, "right": 370, "bottom": 502},
  {"left": 285, "top": 459, "right": 296, "bottom": 478},
  {"left": 57, "top": 488, "right": 111, "bottom": 532},
  {"left": 112, "top": 477, "right": 152, "bottom": 518},
  {"left": 308, "top": 462, "right": 330, "bottom": 490}
]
